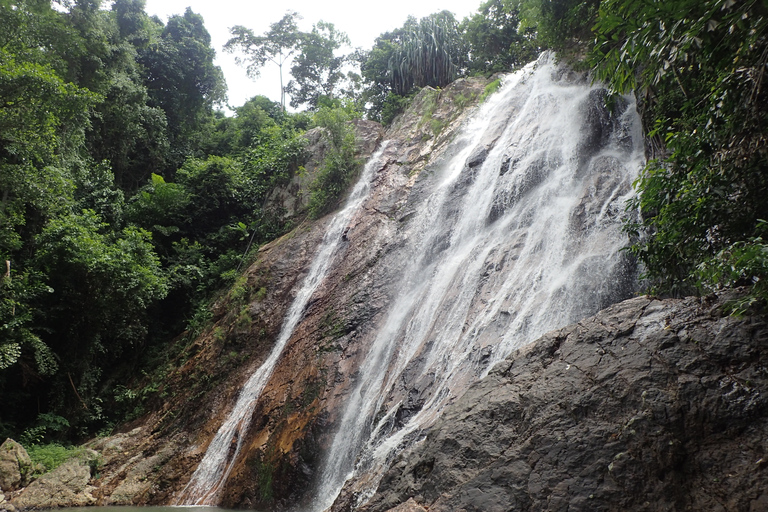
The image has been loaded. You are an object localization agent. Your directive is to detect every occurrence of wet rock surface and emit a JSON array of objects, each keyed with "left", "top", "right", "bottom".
[
  {"left": 25, "top": 65, "right": 765, "bottom": 512},
  {"left": 40, "top": 80, "right": 488, "bottom": 510},
  {"left": 212, "top": 76, "right": 492, "bottom": 511},
  {"left": 350, "top": 291, "right": 768, "bottom": 512}
]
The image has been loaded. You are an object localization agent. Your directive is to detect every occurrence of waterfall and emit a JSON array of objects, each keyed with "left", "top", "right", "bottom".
[
  {"left": 312, "top": 54, "right": 645, "bottom": 511},
  {"left": 175, "top": 141, "right": 389, "bottom": 506}
]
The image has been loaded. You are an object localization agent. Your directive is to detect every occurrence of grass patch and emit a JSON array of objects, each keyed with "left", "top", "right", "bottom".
[
  {"left": 480, "top": 79, "right": 502, "bottom": 102},
  {"left": 25, "top": 444, "right": 84, "bottom": 475}
]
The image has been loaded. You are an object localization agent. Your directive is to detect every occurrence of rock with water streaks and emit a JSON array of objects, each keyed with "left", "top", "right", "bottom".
[{"left": 351, "top": 291, "right": 768, "bottom": 512}]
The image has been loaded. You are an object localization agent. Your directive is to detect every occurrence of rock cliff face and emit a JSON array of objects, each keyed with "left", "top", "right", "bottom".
[
  {"left": 11, "top": 57, "right": 767, "bottom": 512},
  {"left": 201, "top": 77, "right": 497, "bottom": 510},
  {"left": 350, "top": 291, "right": 768, "bottom": 512},
  {"left": 64, "top": 76, "right": 495, "bottom": 510}
]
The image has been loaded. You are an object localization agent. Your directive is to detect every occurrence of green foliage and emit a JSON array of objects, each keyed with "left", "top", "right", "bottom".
[
  {"left": 25, "top": 210, "right": 167, "bottom": 431},
  {"left": 184, "top": 300, "right": 214, "bottom": 341},
  {"left": 696, "top": 234, "right": 768, "bottom": 314},
  {"left": 360, "top": 30, "right": 406, "bottom": 121},
  {"left": 0, "top": 49, "right": 97, "bottom": 164},
  {"left": 124, "top": 120, "right": 306, "bottom": 343},
  {"left": 417, "top": 88, "right": 441, "bottom": 133},
  {"left": 380, "top": 92, "right": 413, "bottom": 126},
  {"left": 1, "top": 0, "right": 617, "bottom": 444},
  {"left": 0, "top": 46, "right": 96, "bottom": 253},
  {"left": 515, "top": 0, "right": 599, "bottom": 49},
  {"left": 461, "top": 0, "right": 538, "bottom": 74},
  {"left": 225, "top": 12, "right": 303, "bottom": 110},
  {"left": 140, "top": 7, "right": 225, "bottom": 172},
  {"left": 20, "top": 413, "right": 70, "bottom": 446},
  {"left": 25, "top": 443, "right": 81, "bottom": 475},
  {"left": 593, "top": 0, "right": 768, "bottom": 306},
  {"left": 287, "top": 21, "right": 351, "bottom": 109},
  {"left": 23, "top": 439, "right": 101, "bottom": 477},
  {"left": 227, "top": 13, "right": 358, "bottom": 111},
  {"left": 359, "top": 12, "right": 466, "bottom": 121},
  {"left": 253, "top": 455, "right": 274, "bottom": 502},
  {"left": 307, "top": 103, "right": 361, "bottom": 218},
  {"left": 480, "top": 78, "right": 502, "bottom": 102},
  {"left": 0, "top": 0, "right": 316, "bottom": 442},
  {"left": 388, "top": 11, "right": 466, "bottom": 96},
  {"left": 0, "top": 269, "right": 56, "bottom": 375}
]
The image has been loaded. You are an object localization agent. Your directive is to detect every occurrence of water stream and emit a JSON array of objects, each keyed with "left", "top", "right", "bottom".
[
  {"left": 175, "top": 52, "right": 644, "bottom": 511},
  {"left": 311, "top": 53, "right": 645, "bottom": 511},
  {"left": 174, "top": 142, "right": 390, "bottom": 506}
]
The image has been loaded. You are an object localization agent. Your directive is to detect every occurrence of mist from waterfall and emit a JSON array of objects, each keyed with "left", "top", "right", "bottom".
[
  {"left": 312, "top": 53, "right": 645, "bottom": 511},
  {"left": 174, "top": 142, "right": 390, "bottom": 506}
]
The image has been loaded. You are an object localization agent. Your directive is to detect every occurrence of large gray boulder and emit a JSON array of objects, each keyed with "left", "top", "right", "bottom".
[
  {"left": 11, "top": 449, "right": 99, "bottom": 509},
  {"left": 354, "top": 292, "right": 768, "bottom": 512},
  {"left": 0, "top": 440, "right": 32, "bottom": 492}
]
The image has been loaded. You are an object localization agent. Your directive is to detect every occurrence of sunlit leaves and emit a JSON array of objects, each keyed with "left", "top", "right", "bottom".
[
  {"left": 306, "top": 105, "right": 360, "bottom": 218},
  {"left": 0, "top": 269, "right": 55, "bottom": 374}
]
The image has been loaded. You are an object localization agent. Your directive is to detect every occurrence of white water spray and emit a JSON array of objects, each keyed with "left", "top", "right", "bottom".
[
  {"left": 312, "top": 54, "right": 645, "bottom": 510},
  {"left": 175, "top": 142, "right": 390, "bottom": 505}
]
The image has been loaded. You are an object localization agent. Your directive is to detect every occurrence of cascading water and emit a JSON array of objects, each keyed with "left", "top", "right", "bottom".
[
  {"left": 174, "top": 141, "right": 390, "bottom": 506},
  {"left": 312, "top": 53, "right": 645, "bottom": 511}
]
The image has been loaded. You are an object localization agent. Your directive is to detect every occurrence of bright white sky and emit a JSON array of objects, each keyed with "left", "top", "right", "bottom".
[{"left": 144, "top": 0, "right": 481, "bottom": 110}]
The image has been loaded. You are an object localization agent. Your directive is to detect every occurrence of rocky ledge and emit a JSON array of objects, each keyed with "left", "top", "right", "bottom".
[{"left": 342, "top": 291, "right": 768, "bottom": 512}]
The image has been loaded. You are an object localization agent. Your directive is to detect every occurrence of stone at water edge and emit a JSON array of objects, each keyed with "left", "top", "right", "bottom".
[
  {"left": 11, "top": 448, "right": 99, "bottom": 509},
  {"left": 1, "top": 493, "right": 19, "bottom": 512},
  {"left": 0, "top": 439, "right": 32, "bottom": 492}
]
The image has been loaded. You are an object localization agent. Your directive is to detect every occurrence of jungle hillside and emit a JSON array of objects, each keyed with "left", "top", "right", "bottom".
[{"left": 1, "top": 0, "right": 766, "bottom": 451}]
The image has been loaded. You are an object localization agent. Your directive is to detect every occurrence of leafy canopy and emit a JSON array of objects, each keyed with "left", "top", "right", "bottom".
[
  {"left": 226, "top": 12, "right": 303, "bottom": 110},
  {"left": 591, "top": 0, "right": 768, "bottom": 305}
]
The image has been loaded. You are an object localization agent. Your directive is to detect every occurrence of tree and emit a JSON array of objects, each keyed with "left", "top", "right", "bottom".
[
  {"left": 87, "top": 72, "right": 170, "bottom": 189},
  {"left": 388, "top": 11, "right": 466, "bottom": 96},
  {"left": 225, "top": 12, "right": 303, "bottom": 110},
  {"left": 513, "top": 0, "right": 600, "bottom": 49},
  {"left": 231, "top": 95, "right": 281, "bottom": 149},
  {"left": 31, "top": 210, "right": 167, "bottom": 431},
  {"left": 591, "top": 0, "right": 768, "bottom": 305},
  {"left": 140, "top": 7, "right": 226, "bottom": 171},
  {"left": 0, "top": 49, "right": 96, "bottom": 255},
  {"left": 359, "top": 11, "right": 467, "bottom": 122},
  {"left": 360, "top": 21, "right": 415, "bottom": 122},
  {"left": 113, "top": 0, "right": 154, "bottom": 47},
  {"left": 461, "top": 0, "right": 538, "bottom": 74},
  {"left": 1, "top": 1, "right": 95, "bottom": 390},
  {"left": 286, "top": 21, "right": 351, "bottom": 109}
]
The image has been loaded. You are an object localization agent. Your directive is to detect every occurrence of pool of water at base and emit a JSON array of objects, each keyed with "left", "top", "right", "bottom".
[{"left": 51, "top": 507, "right": 249, "bottom": 512}]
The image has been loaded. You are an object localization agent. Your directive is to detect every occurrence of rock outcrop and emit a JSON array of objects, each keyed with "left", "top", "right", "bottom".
[
  {"left": 12, "top": 449, "right": 99, "bottom": 509},
  {"left": 267, "top": 120, "right": 384, "bottom": 219},
  {"left": 17, "top": 60, "right": 766, "bottom": 512},
  {"left": 0, "top": 440, "right": 31, "bottom": 493},
  {"left": 349, "top": 291, "right": 768, "bottom": 512}
]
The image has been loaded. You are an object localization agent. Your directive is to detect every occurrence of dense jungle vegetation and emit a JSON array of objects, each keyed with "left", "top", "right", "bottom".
[{"left": 1, "top": 0, "right": 766, "bottom": 445}]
